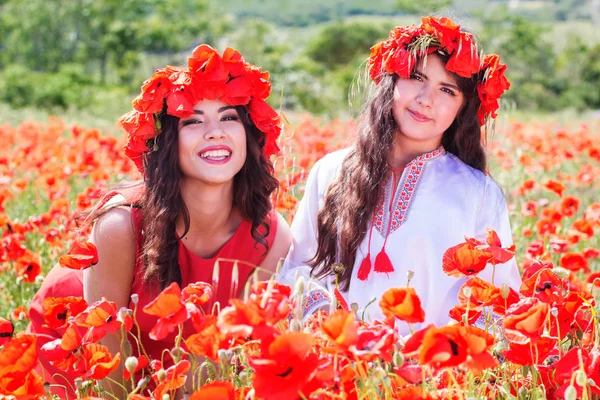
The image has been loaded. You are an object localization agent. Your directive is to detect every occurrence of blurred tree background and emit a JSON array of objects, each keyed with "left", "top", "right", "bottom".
[{"left": 0, "top": 0, "right": 598, "bottom": 122}]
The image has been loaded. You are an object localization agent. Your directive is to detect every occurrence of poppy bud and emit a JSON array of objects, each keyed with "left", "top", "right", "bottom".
[
  {"left": 170, "top": 347, "right": 187, "bottom": 360},
  {"left": 576, "top": 370, "right": 587, "bottom": 387},
  {"left": 125, "top": 356, "right": 138, "bottom": 374},
  {"left": 218, "top": 349, "right": 232, "bottom": 361},
  {"left": 162, "top": 395, "right": 170, "bottom": 400},
  {"left": 239, "top": 370, "right": 249, "bottom": 385},
  {"left": 290, "top": 318, "right": 303, "bottom": 332},
  {"left": 564, "top": 385, "right": 577, "bottom": 400},
  {"left": 15, "top": 276, "right": 23, "bottom": 285},
  {"left": 462, "top": 286, "right": 472, "bottom": 299},
  {"left": 502, "top": 283, "right": 510, "bottom": 299},
  {"left": 136, "top": 376, "right": 151, "bottom": 391},
  {"left": 294, "top": 276, "right": 305, "bottom": 297},
  {"left": 74, "top": 377, "right": 83, "bottom": 392},
  {"left": 372, "top": 366, "right": 386, "bottom": 382},
  {"left": 331, "top": 262, "right": 344, "bottom": 274},
  {"left": 393, "top": 351, "right": 404, "bottom": 367},
  {"left": 588, "top": 378, "right": 598, "bottom": 387},
  {"left": 550, "top": 307, "right": 559, "bottom": 317},
  {"left": 131, "top": 293, "right": 139, "bottom": 304},
  {"left": 406, "top": 270, "right": 415, "bottom": 280},
  {"left": 552, "top": 267, "right": 571, "bottom": 279},
  {"left": 350, "top": 302, "right": 359, "bottom": 313},
  {"left": 35, "top": 274, "right": 45, "bottom": 284},
  {"left": 157, "top": 369, "right": 166, "bottom": 382}
]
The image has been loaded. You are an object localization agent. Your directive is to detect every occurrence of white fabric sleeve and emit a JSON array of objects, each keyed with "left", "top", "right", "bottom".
[
  {"left": 475, "top": 177, "right": 522, "bottom": 292},
  {"left": 276, "top": 159, "right": 332, "bottom": 318}
]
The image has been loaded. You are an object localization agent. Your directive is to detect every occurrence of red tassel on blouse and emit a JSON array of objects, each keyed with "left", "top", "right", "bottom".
[
  {"left": 374, "top": 248, "right": 394, "bottom": 273},
  {"left": 357, "top": 253, "right": 372, "bottom": 281}
]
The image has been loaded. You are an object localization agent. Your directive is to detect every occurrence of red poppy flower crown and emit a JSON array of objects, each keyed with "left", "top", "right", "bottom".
[
  {"left": 119, "top": 45, "right": 282, "bottom": 172},
  {"left": 367, "top": 16, "right": 511, "bottom": 126}
]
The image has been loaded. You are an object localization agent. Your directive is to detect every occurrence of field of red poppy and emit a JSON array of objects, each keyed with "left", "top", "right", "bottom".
[{"left": 0, "top": 115, "right": 599, "bottom": 399}]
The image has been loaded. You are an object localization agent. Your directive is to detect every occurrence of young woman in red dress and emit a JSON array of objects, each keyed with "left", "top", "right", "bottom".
[{"left": 27, "top": 45, "right": 292, "bottom": 398}]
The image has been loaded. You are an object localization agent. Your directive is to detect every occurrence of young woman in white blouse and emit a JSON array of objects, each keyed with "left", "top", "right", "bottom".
[{"left": 279, "top": 16, "right": 522, "bottom": 331}]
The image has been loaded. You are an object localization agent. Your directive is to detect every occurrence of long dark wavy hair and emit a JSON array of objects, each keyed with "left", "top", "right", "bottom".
[
  {"left": 84, "top": 105, "right": 278, "bottom": 290},
  {"left": 310, "top": 53, "right": 485, "bottom": 291}
]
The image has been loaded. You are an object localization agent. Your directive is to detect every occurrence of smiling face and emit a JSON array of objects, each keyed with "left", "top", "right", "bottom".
[
  {"left": 177, "top": 99, "right": 247, "bottom": 186},
  {"left": 392, "top": 53, "right": 465, "bottom": 152}
]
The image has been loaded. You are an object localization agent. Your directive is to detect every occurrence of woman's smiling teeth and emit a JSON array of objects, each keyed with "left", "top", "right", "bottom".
[{"left": 200, "top": 149, "right": 231, "bottom": 160}]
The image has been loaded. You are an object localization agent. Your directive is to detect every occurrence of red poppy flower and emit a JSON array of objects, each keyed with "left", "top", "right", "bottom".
[
  {"left": 9, "top": 305, "right": 27, "bottom": 322},
  {"left": 333, "top": 287, "right": 349, "bottom": 311},
  {"left": 521, "top": 200, "right": 538, "bottom": 217},
  {"left": 123, "top": 355, "right": 148, "bottom": 381},
  {"left": 182, "top": 282, "right": 213, "bottom": 308},
  {"left": 75, "top": 343, "right": 121, "bottom": 380},
  {"left": 543, "top": 179, "right": 566, "bottom": 197},
  {"left": 0, "top": 369, "right": 44, "bottom": 398},
  {"left": 74, "top": 298, "right": 121, "bottom": 344},
  {"left": 519, "top": 268, "right": 564, "bottom": 304},
  {"left": 484, "top": 228, "right": 516, "bottom": 264},
  {"left": 477, "top": 54, "right": 510, "bottom": 124},
  {"left": 457, "top": 276, "right": 502, "bottom": 308},
  {"left": 442, "top": 241, "right": 493, "bottom": 278},
  {"left": 448, "top": 304, "right": 482, "bottom": 325},
  {"left": 560, "top": 252, "right": 589, "bottom": 272},
  {"left": 320, "top": 309, "right": 359, "bottom": 349},
  {"left": 143, "top": 282, "right": 189, "bottom": 341},
  {"left": 153, "top": 360, "right": 191, "bottom": 400},
  {"left": 133, "top": 68, "right": 173, "bottom": 113},
  {"left": 559, "top": 196, "right": 580, "bottom": 217},
  {"left": 185, "top": 314, "right": 227, "bottom": 362},
  {"left": 571, "top": 219, "right": 594, "bottom": 239},
  {"left": 348, "top": 319, "right": 397, "bottom": 363},
  {"left": 0, "top": 334, "right": 38, "bottom": 381},
  {"left": 379, "top": 287, "right": 425, "bottom": 323},
  {"left": 249, "top": 332, "right": 322, "bottom": 400},
  {"left": 535, "top": 217, "right": 558, "bottom": 237},
  {"left": 502, "top": 335, "right": 556, "bottom": 366},
  {"left": 548, "top": 291, "right": 594, "bottom": 339},
  {"left": 404, "top": 325, "right": 497, "bottom": 372},
  {"left": 0, "top": 318, "right": 13, "bottom": 346},
  {"left": 584, "top": 247, "right": 600, "bottom": 259},
  {"left": 190, "top": 381, "right": 235, "bottom": 400},
  {"left": 58, "top": 240, "right": 99, "bottom": 270},
  {"left": 502, "top": 297, "right": 550, "bottom": 343},
  {"left": 14, "top": 250, "right": 41, "bottom": 283},
  {"left": 42, "top": 296, "right": 89, "bottom": 329}
]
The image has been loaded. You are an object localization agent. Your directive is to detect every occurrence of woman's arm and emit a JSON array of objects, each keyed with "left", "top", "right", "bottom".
[
  {"left": 276, "top": 159, "right": 334, "bottom": 319},
  {"left": 256, "top": 212, "right": 292, "bottom": 281},
  {"left": 83, "top": 206, "right": 137, "bottom": 397},
  {"left": 476, "top": 178, "right": 522, "bottom": 290}
]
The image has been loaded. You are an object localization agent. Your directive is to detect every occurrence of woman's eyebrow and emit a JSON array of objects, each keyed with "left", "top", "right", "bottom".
[
  {"left": 413, "top": 71, "right": 461, "bottom": 91},
  {"left": 192, "top": 105, "right": 236, "bottom": 114}
]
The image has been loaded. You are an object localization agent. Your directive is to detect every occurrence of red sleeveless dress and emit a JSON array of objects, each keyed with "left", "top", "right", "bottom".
[{"left": 27, "top": 193, "right": 278, "bottom": 398}]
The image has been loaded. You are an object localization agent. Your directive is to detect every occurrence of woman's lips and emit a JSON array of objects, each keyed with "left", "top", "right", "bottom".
[{"left": 408, "top": 109, "right": 432, "bottom": 122}]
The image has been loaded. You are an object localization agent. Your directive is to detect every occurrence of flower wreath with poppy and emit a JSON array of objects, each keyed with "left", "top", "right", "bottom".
[
  {"left": 367, "top": 16, "right": 510, "bottom": 126},
  {"left": 119, "top": 45, "right": 282, "bottom": 172}
]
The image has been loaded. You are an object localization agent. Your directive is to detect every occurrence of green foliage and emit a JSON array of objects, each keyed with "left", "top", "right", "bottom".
[
  {"left": 306, "top": 21, "right": 392, "bottom": 69},
  {"left": 0, "top": 0, "right": 219, "bottom": 85},
  {"left": 213, "top": 0, "right": 403, "bottom": 27},
  {"left": 394, "top": 0, "right": 454, "bottom": 14}
]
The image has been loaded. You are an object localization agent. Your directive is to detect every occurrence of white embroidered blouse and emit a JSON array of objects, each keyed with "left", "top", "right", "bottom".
[{"left": 278, "top": 146, "right": 522, "bottom": 334}]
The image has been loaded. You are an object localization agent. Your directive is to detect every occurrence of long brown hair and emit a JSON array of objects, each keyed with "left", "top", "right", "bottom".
[
  {"left": 310, "top": 54, "right": 485, "bottom": 291},
  {"left": 84, "top": 105, "right": 278, "bottom": 290}
]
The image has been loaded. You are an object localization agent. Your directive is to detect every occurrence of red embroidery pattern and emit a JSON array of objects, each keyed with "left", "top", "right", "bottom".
[{"left": 374, "top": 146, "right": 446, "bottom": 237}]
